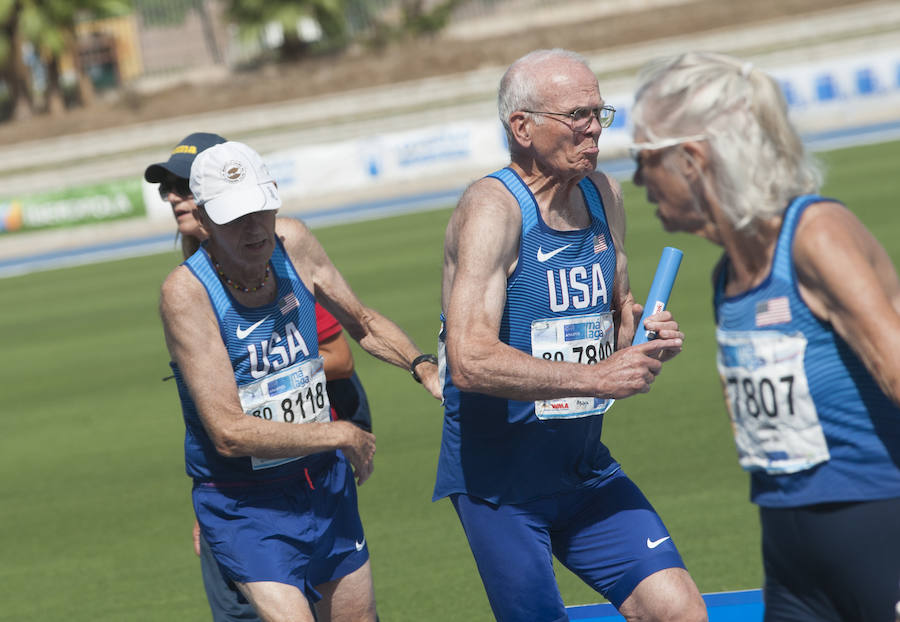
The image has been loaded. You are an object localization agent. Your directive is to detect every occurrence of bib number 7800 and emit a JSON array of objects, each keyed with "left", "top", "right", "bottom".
[{"left": 540, "top": 342, "right": 612, "bottom": 364}]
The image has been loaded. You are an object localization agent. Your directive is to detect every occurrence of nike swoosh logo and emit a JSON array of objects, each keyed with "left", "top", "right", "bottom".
[
  {"left": 536, "top": 244, "right": 572, "bottom": 262},
  {"left": 236, "top": 315, "right": 269, "bottom": 340},
  {"left": 355, "top": 538, "right": 366, "bottom": 552},
  {"left": 646, "top": 536, "right": 671, "bottom": 549}
]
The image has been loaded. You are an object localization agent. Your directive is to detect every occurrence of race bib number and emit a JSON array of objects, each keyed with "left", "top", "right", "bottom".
[
  {"left": 716, "top": 329, "right": 829, "bottom": 474},
  {"left": 237, "top": 356, "right": 331, "bottom": 470},
  {"left": 531, "top": 313, "right": 615, "bottom": 419}
]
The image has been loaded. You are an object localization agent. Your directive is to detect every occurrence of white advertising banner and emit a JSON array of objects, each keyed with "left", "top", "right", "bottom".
[
  {"left": 143, "top": 47, "right": 900, "bottom": 215},
  {"left": 263, "top": 119, "right": 509, "bottom": 202}
]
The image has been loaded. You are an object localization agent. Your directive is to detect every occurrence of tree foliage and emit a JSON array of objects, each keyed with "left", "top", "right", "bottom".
[
  {"left": 400, "top": 0, "right": 464, "bottom": 36},
  {"left": 0, "top": 0, "right": 465, "bottom": 123},
  {"left": 0, "top": 0, "right": 130, "bottom": 120},
  {"left": 0, "top": 0, "right": 33, "bottom": 120},
  {"left": 223, "top": 0, "right": 463, "bottom": 60},
  {"left": 223, "top": 0, "right": 350, "bottom": 60},
  {"left": 134, "top": 0, "right": 193, "bottom": 27}
]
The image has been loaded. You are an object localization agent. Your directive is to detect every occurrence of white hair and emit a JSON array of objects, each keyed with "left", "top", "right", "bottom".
[
  {"left": 498, "top": 48, "right": 593, "bottom": 151},
  {"left": 632, "top": 51, "right": 823, "bottom": 231}
]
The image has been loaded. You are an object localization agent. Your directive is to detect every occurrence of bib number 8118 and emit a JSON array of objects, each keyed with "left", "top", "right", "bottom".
[{"left": 251, "top": 381, "right": 326, "bottom": 422}]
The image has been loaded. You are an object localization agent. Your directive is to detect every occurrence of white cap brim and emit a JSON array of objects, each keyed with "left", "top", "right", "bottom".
[{"left": 202, "top": 180, "right": 281, "bottom": 225}]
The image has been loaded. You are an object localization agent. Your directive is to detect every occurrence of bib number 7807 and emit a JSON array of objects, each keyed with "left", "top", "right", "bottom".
[
  {"left": 723, "top": 374, "right": 795, "bottom": 420},
  {"left": 716, "top": 329, "right": 828, "bottom": 474}
]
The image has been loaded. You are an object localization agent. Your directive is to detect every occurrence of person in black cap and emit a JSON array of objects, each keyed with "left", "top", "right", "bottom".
[
  {"left": 145, "top": 132, "right": 227, "bottom": 258},
  {"left": 147, "top": 135, "right": 376, "bottom": 622}
]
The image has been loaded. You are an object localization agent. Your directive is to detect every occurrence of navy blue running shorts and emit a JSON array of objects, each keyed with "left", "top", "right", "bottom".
[
  {"left": 193, "top": 454, "right": 368, "bottom": 603},
  {"left": 451, "top": 469, "right": 686, "bottom": 621}
]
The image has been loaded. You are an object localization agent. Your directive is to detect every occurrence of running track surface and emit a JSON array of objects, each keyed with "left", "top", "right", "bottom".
[{"left": 567, "top": 589, "right": 763, "bottom": 621}]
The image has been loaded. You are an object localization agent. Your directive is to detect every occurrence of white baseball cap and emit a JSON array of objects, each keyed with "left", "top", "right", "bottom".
[{"left": 189, "top": 141, "right": 282, "bottom": 225}]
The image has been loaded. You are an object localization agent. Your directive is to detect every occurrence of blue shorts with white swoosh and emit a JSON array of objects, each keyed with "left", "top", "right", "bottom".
[
  {"left": 194, "top": 452, "right": 368, "bottom": 602},
  {"left": 451, "top": 468, "right": 685, "bottom": 619}
]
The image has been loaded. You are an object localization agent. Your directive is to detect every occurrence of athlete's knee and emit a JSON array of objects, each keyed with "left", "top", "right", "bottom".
[
  {"left": 639, "top": 593, "right": 706, "bottom": 622},
  {"left": 623, "top": 598, "right": 707, "bottom": 622},
  {"left": 236, "top": 580, "right": 316, "bottom": 622},
  {"left": 315, "top": 562, "right": 376, "bottom": 622},
  {"left": 619, "top": 568, "right": 708, "bottom": 622},
  {"left": 669, "top": 593, "right": 708, "bottom": 622}
]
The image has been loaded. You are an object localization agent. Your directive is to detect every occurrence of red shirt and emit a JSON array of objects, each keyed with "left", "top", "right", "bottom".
[
  {"left": 315, "top": 303, "right": 342, "bottom": 341},
  {"left": 315, "top": 302, "right": 344, "bottom": 422}
]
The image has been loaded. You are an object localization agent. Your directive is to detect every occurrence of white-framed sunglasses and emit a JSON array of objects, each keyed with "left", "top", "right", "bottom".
[{"left": 628, "top": 134, "right": 708, "bottom": 161}]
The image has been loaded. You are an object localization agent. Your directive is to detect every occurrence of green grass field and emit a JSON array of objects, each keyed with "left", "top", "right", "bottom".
[{"left": 2, "top": 140, "right": 899, "bottom": 621}]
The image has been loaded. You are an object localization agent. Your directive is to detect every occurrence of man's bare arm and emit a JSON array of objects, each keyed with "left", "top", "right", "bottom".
[
  {"left": 320, "top": 332, "right": 354, "bottom": 380},
  {"left": 277, "top": 217, "right": 441, "bottom": 398},
  {"left": 443, "top": 177, "right": 679, "bottom": 401}
]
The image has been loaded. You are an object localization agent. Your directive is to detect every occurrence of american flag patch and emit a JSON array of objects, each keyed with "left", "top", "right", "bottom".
[
  {"left": 279, "top": 293, "right": 299, "bottom": 315},
  {"left": 593, "top": 233, "right": 608, "bottom": 253},
  {"left": 755, "top": 296, "right": 791, "bottom": 326}
]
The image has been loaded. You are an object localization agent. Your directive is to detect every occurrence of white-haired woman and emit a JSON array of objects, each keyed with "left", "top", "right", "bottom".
[{"left": 631, "top": 51, "right": 900, "bottom": 622}]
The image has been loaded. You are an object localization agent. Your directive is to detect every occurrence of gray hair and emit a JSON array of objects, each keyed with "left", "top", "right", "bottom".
[
  {"left": 632, "top": 52, "right": 823, "bottom": 231},
  {"left": 498, "top": 48, "right": 593, "bottom": 150}
]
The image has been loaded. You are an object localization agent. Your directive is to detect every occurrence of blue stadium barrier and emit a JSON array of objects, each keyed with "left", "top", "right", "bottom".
[
  {"left": 815, "top": 74, "right": 839, "bottom": 101},
  {"left": 566, "top": 588, "right": 763, "bottom": 621},
  {"left": 856, "top": 68, "right": 878, "bottom": 95}
]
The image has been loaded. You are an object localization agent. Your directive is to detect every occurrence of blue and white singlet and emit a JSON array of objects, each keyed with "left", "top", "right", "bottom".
[
  {"left": 434, "top": 167, "right": 620, "bottom": 504},
  {"left": 171, "top": 238, "right": 336, "bottom": 483},
  {"left": 714, "top": 194, "right": 900, "bottom": 507}
]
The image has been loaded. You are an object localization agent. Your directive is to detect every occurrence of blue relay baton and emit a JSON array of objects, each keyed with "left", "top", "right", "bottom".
[{"left": 633, "top": 247, "right": 683, "bottom": 345}]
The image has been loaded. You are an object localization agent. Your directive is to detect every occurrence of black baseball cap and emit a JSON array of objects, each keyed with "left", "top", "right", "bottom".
[{"left": 144, "top": 132, "right": 227, "bottom": 182}]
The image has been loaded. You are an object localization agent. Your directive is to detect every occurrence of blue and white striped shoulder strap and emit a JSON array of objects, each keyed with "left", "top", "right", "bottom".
[
  {"left": 772, "top": 194, "right": 838, "bottom": 283},
  {"left": 577, "top": 176, "right": 609, "bottom": 227},
  {"left": 183, "top": 238, "right": 293, "bottom": 322},
  {"left": 487, "top": 167, "right": 610, "bottom": 232},
  {"left": 486, "top": 167, "right": 539, "bottom": 236},
  {"left": 268, "top": 236, "right": 298, "bottom": 283},
  {"left": 184, "top": 246, "right": 230, "bottom": 324}
]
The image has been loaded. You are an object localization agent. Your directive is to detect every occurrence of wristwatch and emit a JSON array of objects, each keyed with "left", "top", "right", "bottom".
[{"left": 410, "top": 353, "right": 438, "bottom": 383}]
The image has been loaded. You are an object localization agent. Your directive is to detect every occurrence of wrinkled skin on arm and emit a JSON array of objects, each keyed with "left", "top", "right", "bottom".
[
  {"left": 279, "top": 218, "right": 442, "bottom": 400},
  {"left": 794, "top": 201, "right": 900, "bottom": 406},
  {"left": 440, "top": 174, "right": 683, "bottom": 403},
  {"left": 319, "top": 331, "right": 354, "bottom": 380}
]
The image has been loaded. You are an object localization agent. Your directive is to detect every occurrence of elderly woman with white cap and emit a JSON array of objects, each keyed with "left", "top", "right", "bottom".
[{"left": 159, "top": 141, "right": 440, "bottom": 622}]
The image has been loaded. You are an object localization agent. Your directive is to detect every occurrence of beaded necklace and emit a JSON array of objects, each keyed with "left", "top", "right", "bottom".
[{"left": 212, "top": 257, "right": 271, "bottom": 293}]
